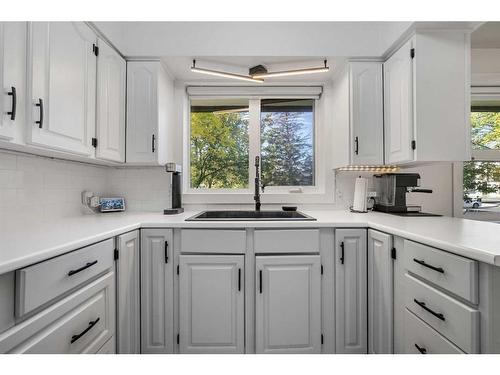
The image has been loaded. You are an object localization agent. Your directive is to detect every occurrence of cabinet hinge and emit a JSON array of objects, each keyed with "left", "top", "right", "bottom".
[
  {"left": 391, "top": 247, "right": 397, "bottom": 260},
  {"left": 321, "top": 265, "right": 324, "bottom": 275},
  {"left": 114, "top": 249, "right": 119, "bottom": 261},
  {"left": 321, "top": 334, "right": 324, "bottom": 345},
  {"left": 410, "top": 48, "right": 415, "bottom": 59},
  {"left": 176, "top": 334, "right": 180, "bottom": 345},
  {"left": 91, "top": 137, "right": 98, "bottom": 148},
  {"left": 177, "top": 265, "right": 179, "bottom": 275},
  {"left": 93, "top": 44, "right": 99, "bottom": 56},
  {"left": 411, "top": 140, "right": 416, "bottom": 150}
]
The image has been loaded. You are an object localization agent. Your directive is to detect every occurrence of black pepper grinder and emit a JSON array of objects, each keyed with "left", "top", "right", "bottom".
[{"left": 164, "top": 163, "right": 184, "bottom": 215}]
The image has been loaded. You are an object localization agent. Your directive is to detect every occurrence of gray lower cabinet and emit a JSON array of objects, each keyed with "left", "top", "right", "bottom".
[
  {"left": 335, "top": 229, "right": 368, "bottom": 354},
  {"left": 368, "top": 229, "right": 394, "bottom": 354},
  {"left": 255, "top": 255, "right": 321, "bottom": 354},
  {"left": 116, "top": 230, "right": 140, "bottom": 354},
  {"left": 178, "top": 255, "right": 244, "bottom": 353},
  {"left": 140, "top": 229, "right": 174, "bottom": 353}
]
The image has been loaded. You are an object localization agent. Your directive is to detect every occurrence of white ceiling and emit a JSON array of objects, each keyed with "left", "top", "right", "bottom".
[{"left": 472, "top": 22, "right": 500, "bottom": 48}]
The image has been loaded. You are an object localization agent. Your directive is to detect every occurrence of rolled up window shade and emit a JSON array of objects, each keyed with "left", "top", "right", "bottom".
[{"left": 186, "top": 85, "right": 323, "bottom": 99}]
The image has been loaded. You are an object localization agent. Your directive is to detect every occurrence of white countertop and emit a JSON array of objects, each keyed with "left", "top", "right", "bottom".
[{"left": 1, "top": 210, "right": 500, "bottom": 274}]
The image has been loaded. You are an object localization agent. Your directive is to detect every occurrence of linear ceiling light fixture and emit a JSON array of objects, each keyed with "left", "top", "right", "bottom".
[
  {"left": 250, "top": 60, "right": 330, "bottom": 79},
  {"left": 191, "top": 60, "right": 264, "bottom": 83}
]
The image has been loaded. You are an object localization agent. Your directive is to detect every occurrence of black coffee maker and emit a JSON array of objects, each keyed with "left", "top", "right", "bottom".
[
  {"left": 373, "top": 173, "right": 440, "bottom": 216},
  {"left": 164, "top": 163, "right": 184, "bottom": 215}
]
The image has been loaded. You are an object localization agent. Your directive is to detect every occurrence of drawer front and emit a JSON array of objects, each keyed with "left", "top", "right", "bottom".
[
  {"left": 405, "top": 273, "right": 480, "bottom": 353},
  {"left": 96, "top": 336, "right": 116, "bottom": 354},
  {"left": 181, "top": 229, "right": 246, "bottom": 254},
  {"left": 254, "top": 229, "right": 320, "bottom": 253},
  {"left": 404, "top": 308, "right": 463, "bottom": 354},
  {"left": 16, "top": 239, "right": 114, "bottom": 317},
  {"left": 0, "top": 272, "right": 115, "bottom": 354},
  {"left": 403, "top": 240, "right": 478, "bottom": 304}
]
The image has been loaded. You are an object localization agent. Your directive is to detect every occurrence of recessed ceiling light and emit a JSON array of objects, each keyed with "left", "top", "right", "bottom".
[
  {"left": 191, "top": 60, "right": 264, "bottom": 83},
  {"left": 251, "top": 60, "right": 330, "bottom": 79}
]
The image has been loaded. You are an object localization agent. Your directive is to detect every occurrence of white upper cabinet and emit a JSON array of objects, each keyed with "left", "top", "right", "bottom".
[
  {"left": 384, "top": 31, "right": 471, "bottom": 164},
  {"left": 95, "top": 38, "right": 126, "bottom": 163},
  {"left": 384, "top": 39, "right": 415, "bottom": 164},
  {"left": 255, "top": 255, "right": 321, "bottom": 354},
  {"left": 0, "top": 22, "right": 26, "bottom": 142},
  {"left": 350, "top": 62, "right": 384, "bottom": 165},
  {"left": 126, "top": 61, "right": 174, "bottom": 165},
  {"left": 28, "top": 22, "right": 97, "bottom": 156}
]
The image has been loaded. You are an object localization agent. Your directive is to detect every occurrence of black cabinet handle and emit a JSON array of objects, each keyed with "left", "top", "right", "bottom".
[
  {"left": 151, "top": 134, "right": 156, "bottom": 153},
  {"left": 354, "top": 136, "right": 359, "bottom": 155},
  {"left": 71, "top": 317, "right": 100, "bottom": 344},
  {"left": 414, "top": 298, "right": 445, "bottom": 321},
  {"left": 7, "top": 87, "right": 16, "bottom": 121},
  {"left": 238, "top": 268, "right": 241, "bottom": 292},
  {"left": 413, "top": 258, "right": 444, "bottom": 274},
  {"left": 164, "top": 241, "right": 169, "bottom": 263},
  {"left": 68, "top": 260, "right": 98, "bottom": 276},
  {"left": 340, "top": 241, "right": 345, "bottom": 264},
  {"left": 35, "top": 98, "right": 43, "bottom": 128},
  {"left": 259, "top": 270, "right": 262, "bottom": 294},
  {"left": 415, "top": 343, "right": 427, "bottom": 354}
]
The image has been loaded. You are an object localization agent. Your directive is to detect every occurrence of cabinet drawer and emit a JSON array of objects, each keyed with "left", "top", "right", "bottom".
[
  {"left": 254, "top": 229, "right": 320, "bottom": 253},
  {"left": 0, "top": 272, "right": 115, "bottom": 354},
  {"left": 16, "top": 239, "right": 114, "bottom": 317},
  {"left": 403, "top": 240, "right": 478, "bottom": 304},
  {"left": 405, "top": 273, "right": 480, "bottom": 353},
  {"left": 97, "top": 336, "right": 116, "bottom": 354},
  {"left": 181, "top": 229, "right": 246, "bottom": 253},
  {"left": 404, "top": 308, "right": 463, "bottom": 354}
]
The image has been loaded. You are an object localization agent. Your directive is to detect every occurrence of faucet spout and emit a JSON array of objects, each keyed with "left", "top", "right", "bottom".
[{"left": 254, "top": 156, "right": 261, "bottom": 211}]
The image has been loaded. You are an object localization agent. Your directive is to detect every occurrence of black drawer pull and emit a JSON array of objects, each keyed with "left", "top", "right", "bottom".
[
  {"left": 414, "top": 298, "right": 445, "bottom": 321},
  {"left": 164, "top": 241, "right": 169, "bottom": 263},
  {"left": 71, "top": 317, "right": 100, "bottom": 344},
  {"left": 68, "top": 260, "right": 98, "bottom": 276},
  {"left": 413, "top": 258, "right": 444, "bottom": 274},
  {"left": 7, "top": 87, "right": 16, "bottom": 120},
  {"left": 238, "top": 268, "right": 241, "bottom": 292},
  {"left": 415, "top": 343, "right": 427, "bottom": 354},
  {"left": 35, "top": 98, "right": 43, "bottom": 128},
  {"left": 340, "top": 241, "right": 345, "bottom": 264},
  {"left": 259, "top": 270, "right": 262, "bottom": 294}
]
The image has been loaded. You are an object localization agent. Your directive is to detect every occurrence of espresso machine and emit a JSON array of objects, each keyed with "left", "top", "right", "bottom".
[
  {"left": 164, "top": 163, "right": 184, "bottom": 215},
  {"left": 373, "top": 173, "right": 441, "bottom": 216}
]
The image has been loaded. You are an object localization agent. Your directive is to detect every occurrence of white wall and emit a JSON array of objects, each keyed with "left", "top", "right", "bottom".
[{"left": 471, "top": 48, "right": 500, "bottom": 85}]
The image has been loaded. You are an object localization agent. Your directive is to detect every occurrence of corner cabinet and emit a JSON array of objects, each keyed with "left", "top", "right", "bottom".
[
  {"left": 255, "top": 255, "right": 322, "bottom": 354},
  {"left": 126, "top": 61, "right": 174, "bottom": 165},
  {"left": 335, "top": 229, "right": 367, "bottom": 354},
  {"left": 178, "top": 255, "right": 244, "bottom": 353},
  {"left": 95, "top": 38, "right": 126, "bottom": 163},
  {"left": 140, "top": 229, "right": 174, "bottom": 353},
  {"left": 368, "top": 229, "right": 394, "bottom": 354},
  {"left": 27, "top": 22, "right": 97, "bottom": 156},
  {"left": 116, "top": 230, "right": 140, "bottom": 354},
  {"left": 0, "top": 22, "right": 26, "bottom": 142}
]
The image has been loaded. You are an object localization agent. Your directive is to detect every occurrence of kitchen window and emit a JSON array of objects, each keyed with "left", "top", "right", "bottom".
[{"left": 187, "top": 90, "right": 321, "bottom": 197}]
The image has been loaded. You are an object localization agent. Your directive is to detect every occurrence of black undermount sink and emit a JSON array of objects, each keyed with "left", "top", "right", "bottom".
[{"left": 185, "top": 210, "right": 316, "bottom": 221}]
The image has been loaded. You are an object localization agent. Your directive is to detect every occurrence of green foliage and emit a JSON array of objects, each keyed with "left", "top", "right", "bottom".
[
  {"left": 190, "top": 112, "right": 249, "bottom": 189},
  {"left": 261, "top": 112, "right": 313, "bottom": 186},
  {"left": 471, "top": 111, "right": 500, "bottom": 150},
  {"left": 463, "top": 161, "right": 500, "bottom": 199}
]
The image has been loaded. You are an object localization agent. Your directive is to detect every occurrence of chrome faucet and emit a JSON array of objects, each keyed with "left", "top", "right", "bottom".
[{"left": 254, "top": 156, "right": 263, "bottom": 211}]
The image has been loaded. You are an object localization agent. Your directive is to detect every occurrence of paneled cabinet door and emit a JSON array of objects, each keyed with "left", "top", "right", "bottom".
[
  {"left": 255, "top": 255, "right": 321, "bottom": 354},
  {"left": 383, "top": 38, "right": 414, "bottom": 164},
  {"left": 96, "top": 38, "right": 126, "bottom": 162},
  {"left": 0, "top": 22, "right": 26, "bottom": 141},
  {"left": 368, "top": 229, "right": 394, "bottom": 354},
  {"left": 116, "top": 230, "right": 140, "bottom": 354},
  {"left": 350, "top": 62, "right": 384, "bottom": 165},
  {"left": 140, "top": 229, "right": 174, "bottom": 354},
  {"left": 28, "top": 22, "right": 96, "bottom": 156},
  {"left": 179, "top": 255, "right": 244, "bottom": 353},
  {"left": 335, "top": 229, "right": 368, "bottom": 354}
]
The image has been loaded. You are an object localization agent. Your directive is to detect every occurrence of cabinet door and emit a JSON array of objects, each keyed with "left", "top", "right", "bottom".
[
  {"left": 96, "top": 38, "right": 126, "bottom": 162},
  {"left": 140, "top": 229, "right": 174, "bottom": 353},
  {"left": 255, "top": 255, "right": 321, "bottom": 354},
  {"left": 350, "top": 62, "right": 384, "bottom": 165},
  {"left": 0, "top": 22, "right": 26, "bottom": 141},
  {"left": 335, "top": 229, "right": 367, "bottom": 354},
  {"left": 116, "top": 230, "right": 140, "bottom": 354},
  {"left": 179, "top": 255, "right": 244, "bottom": 353},
  {"left": 126, "top": 61, "right": 158, "bottom": 164},
  {"left": 28, "top": 22, "right": 96, "bottom": 156},
  {"left": 368, "top": 229, "right": 393, "bottom": 354},
  {"left": 384, "top": 39, "right": 414, "bottom": 164}
]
